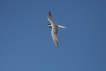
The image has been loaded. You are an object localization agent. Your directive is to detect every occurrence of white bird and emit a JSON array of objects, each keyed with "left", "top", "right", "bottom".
[{"left": 46, "top": 11, "right": 66, "bottom": 47}]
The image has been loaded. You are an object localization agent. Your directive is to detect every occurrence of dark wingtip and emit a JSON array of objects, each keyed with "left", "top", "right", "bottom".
[
  {"left": 49, "top": 11, "right": 50, "bottom": 13},
  {"left": 56, "top": 46, "right": 59, "bottom": 48},
  {"left": 48, "top": 11, "right": 51, "bottom": 16},
  {"left": 56, "top": 42, "right": 59, "bottom": 48}
]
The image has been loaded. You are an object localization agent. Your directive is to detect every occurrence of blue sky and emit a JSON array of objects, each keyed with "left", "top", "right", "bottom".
[{"left": 0, "top": 0, "right": 106, "bottom": 71}]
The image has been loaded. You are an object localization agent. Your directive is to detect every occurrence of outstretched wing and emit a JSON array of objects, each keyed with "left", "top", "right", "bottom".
[
  {"left": 47, "top": 11, "right": 56, "bottom": 25},
  {"left": 51, "top": 28, "right": 58, "bottom": 47}
]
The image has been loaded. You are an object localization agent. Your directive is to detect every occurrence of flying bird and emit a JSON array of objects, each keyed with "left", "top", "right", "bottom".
[{"left": 46, "top": 11, "right": 66, "bottom": 47}]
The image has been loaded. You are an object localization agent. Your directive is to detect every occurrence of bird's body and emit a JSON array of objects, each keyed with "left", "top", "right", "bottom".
[{"left": 47, "top": 12, "right": 66, "bottom": 47}]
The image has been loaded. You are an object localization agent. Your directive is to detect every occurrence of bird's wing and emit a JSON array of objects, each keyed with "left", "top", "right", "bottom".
[
  {"left": 47, "top": 11, "right": 56, "bottom": 24},
  {"left": 51, "top": 27, "right": 58, "bottom": 47}
]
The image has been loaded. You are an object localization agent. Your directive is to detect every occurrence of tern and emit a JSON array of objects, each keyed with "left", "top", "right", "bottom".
[{"left": 46, "top": 11, "right": 66, "bottom": 47}]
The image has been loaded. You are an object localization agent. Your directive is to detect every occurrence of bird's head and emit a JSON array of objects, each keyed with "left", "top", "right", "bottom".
[{"left": 45, "top": 24, "right": 52, "bottom": 28}]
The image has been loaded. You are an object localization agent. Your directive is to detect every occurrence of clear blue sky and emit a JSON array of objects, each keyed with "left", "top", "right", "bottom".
[{"left": 0, "top": 0, "right": 106, "bottom": 71}]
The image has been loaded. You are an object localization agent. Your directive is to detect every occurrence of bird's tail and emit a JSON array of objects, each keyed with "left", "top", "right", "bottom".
[{"left": 58, "top": 25, "right": 66, "bottom": 28}]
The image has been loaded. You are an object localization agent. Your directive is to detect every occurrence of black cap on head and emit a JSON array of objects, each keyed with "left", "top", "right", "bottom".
[{"left": 48, "top": 24, "right": 51, "bottom": 25}]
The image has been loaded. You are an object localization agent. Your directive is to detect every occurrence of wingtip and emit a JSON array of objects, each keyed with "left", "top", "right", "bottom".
[
  {"left": 48, "top": 11, "right": 51, "bottom": 13},
  {"left": 48, "top": 11, "right": 51, "bottom": 16},
  {"left": 56, "top": 43, "right": 59, "bottom": 48}
]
